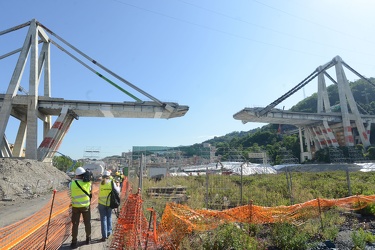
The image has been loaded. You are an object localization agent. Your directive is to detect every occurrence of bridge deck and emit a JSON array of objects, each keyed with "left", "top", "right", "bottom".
[
  {"left": 233, "top": 107, "right": 375, "bottom": 126},
  {"left": 0, "top": 95, "right": 189, "bottom": 119}
]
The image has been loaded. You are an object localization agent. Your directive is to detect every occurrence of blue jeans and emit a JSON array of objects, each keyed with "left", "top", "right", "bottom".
[{"left": 98, "top": 203, "right": 112, "bottom": 239}]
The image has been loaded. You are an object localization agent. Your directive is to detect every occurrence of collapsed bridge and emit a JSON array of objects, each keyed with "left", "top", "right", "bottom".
[
  {"left": 0, "top": 19, "right": 189, "bottom": 162},
  {"left": 234, "top": 56, "right": 375, "bottom": 162}
]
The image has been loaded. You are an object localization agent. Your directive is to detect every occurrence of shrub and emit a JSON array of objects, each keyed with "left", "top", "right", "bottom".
[
  {"left": 247, "top": 223, "right": 261, "bottom": 237},
  {"left": 270, "top": 222, "right": 309, "bottom": 250},
  {"left": 358, "top": 203, "right": 375, "bottom": 216},
  {"left": 352, "top": 228, "right": 375, "bottom": 249},
  {"left": 321, "top": 209, "right": 345, "bottom": 240},
  {"left": 201, "top": 223, "right": 261, "bottom": 250},
  {"left": 352, "top": 228, "right": 367, "bottom": 249}
]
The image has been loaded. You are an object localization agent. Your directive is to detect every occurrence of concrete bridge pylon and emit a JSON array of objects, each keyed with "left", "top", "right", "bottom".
[
  {"left": 233, "top": 56, "right": 375, "bottom": 162},
  {"left": 0, "top": 19, "right": 189, "bottom": 162},
  {"left": 0, "top": 19, "right": 51, "bottom": 160}
]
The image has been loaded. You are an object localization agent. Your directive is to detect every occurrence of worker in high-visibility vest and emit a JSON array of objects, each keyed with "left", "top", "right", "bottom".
[
  {"left": 114, "top": 171, "right": 122, "bottom": 189},
  {"left": 98, "top": 171, "right": 120, "bottom": 242},
  {"left": 69, "top": 167, "right": 92, "bottom": 248},
  {"left": 120, "top": 173, "right": 125, "bottom": 190}
]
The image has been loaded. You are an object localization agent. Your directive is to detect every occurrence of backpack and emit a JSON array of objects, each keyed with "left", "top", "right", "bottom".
[
  {"left": 82, "top": 170, "right": 92, "bottom": 182},
  {"left": 106, "top": 180, "right": 120, "bottom": 209}
]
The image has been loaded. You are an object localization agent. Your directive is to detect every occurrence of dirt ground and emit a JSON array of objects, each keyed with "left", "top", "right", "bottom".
[
  {"left": 0, "top": 158, "right": 114, "bottom": 249},
  {"left": 0, "top": 158, "right": 71, "bottom": 227},
  {"left": 0, "top": 192, "right": 53, "bottom": 227}
]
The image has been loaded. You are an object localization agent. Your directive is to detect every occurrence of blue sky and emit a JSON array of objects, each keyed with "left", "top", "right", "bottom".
[{"left": 1, "top": 0, "right": 375, "bottom": 160}]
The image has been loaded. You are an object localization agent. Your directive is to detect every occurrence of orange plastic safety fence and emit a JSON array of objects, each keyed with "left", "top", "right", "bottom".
[
  {"left": 3, "top": 181, "right": 375, "bottom": 250},
  {"left": 109, "top": 178, "right": 130, "bottom": 249},
  {"left": 0, "top": 185, "right": 99, "bottom": 250},
  {"left": 156, "top": 195, "right": 375, "bottom": 249},
  {"left": 109, "top": 185, "right": 158, "bottom": 250}
]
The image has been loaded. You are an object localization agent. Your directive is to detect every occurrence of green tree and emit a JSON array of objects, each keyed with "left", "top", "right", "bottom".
[
  {"left": 366, "top": 147, "right": 375, "bottom": 160},
  {"left": 282, "top": 135, "right": 300, "bottom": 159},
  {"left": 52, "top": 156, "right": 79, "bottom": 172}
]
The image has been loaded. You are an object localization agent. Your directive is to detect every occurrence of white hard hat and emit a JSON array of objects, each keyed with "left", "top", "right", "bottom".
[
  {"left": 103, "top": 171, "right": 111, "bottom": 178},
  {"left": 75, "top": 167, "right": 86, "bottom": 176}
]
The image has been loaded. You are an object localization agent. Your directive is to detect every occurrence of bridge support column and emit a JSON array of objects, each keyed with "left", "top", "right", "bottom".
[
  {"left": 366, "top": 121, "right": 372, "bottom": 145},
  {"left": 0, "top": 19, "right": 52, "bottom": 159},
  {"left": 1, "top": 136, "right": 12, "bottom": 157},
  {"left": 25, "top": 20, "right": 40, "bottom": 159},
  {"left": 335, "top": 56, "right": 368, "bottom": 147},
  {"left": 306, "top": 127, "right": 320, "bottom": 151},
  {"left": 312, "top": 127, "right": 326, "bottom": 149},
  {"left": 317, "top": 69, "right": 331, "bottom": 113},
  {"left": 299, "top": 127, "right": 312, "bottom": 162},
  {"left": 38, "top": 107, "right": 77, "bottom": 162},
  {"left": 0, "top": 30, "right": 33, "bottom": 157},
  {"left": 322, "top": 120, "right": 339, "bottom": 147},
  {"left": 12, "top": 121, "right": 27, "bottom": 157},
  {"left": 0, "top": 96, "right": 14, "bottom": 157}
]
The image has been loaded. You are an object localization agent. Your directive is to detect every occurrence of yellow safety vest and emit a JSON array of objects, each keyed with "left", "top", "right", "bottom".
[
  {"left": 99, "top": 181, "right": 112, "bottom": 206},
  {"left": 71, "top": 180, "right": 91, "bottom": 208}
]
